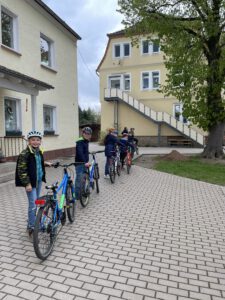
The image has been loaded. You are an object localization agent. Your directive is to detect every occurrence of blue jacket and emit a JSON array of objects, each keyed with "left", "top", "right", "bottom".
[
  {"left": 104, "top": 134, "right": 122, "bottom": 157},
  {"left": 75, "top": 137, "right": 89, "bottom": 164},
  {"left": 119, "top": 138, "right": 134, "bottom": 154}
]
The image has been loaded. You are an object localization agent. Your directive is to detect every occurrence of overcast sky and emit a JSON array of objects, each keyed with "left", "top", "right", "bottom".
[{"left": 43, "top": 0, "right": 124, "bottom": 111}]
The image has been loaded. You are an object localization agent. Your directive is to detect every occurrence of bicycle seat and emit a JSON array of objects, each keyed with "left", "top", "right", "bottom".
[{"left": 45, "top": 181, "right": 58, "bottom": 190}]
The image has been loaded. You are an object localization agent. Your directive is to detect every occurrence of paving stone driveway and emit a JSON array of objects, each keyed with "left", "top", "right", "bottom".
[{"left": 0, "top": 145, "right": 225, "bottom": 300}]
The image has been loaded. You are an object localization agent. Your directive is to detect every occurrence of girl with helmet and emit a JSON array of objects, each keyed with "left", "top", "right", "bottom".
[{"left": 15, "top": 130, "right": 52, "bottom": 236}]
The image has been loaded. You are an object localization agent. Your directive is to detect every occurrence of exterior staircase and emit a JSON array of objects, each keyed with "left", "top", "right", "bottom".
[{"left": 104, "top": 88, "right": 204, "bottom": 147}]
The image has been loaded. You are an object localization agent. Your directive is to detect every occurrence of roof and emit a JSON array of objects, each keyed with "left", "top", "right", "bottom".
[
  {"left": 96, "top": 29, "right": 126, "bottom": 72},
  {"left": 34, "top": 0, "right": 81, "bottom": 40},
  {"left": 0, "top": 65, "right": 54, "bottom": 89},
  {"left": 107, "top": 29, "right": 125, "bottom": 38}
]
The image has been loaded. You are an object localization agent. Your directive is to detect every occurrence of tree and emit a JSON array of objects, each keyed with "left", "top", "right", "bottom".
[
  {"left": 79, "top": 106, "right": 100, "bottom": 126},
  {"left": 118, "top": 0, "right": 225, "bottom": 158}
]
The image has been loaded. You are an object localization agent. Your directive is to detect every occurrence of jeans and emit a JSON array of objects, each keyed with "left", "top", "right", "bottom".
[
  {"left": 26, "top": 181, "right": 42, "bottom": 229},
  {"left": 75, "top": 165, "right": 85, "bottom": 199},
  {"left": 105, "top": 156, "right": 111, "bottom": 175}
]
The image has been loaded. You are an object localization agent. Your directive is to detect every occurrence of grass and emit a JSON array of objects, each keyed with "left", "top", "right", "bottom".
[{"left": 154, "top": 156, "right": 225, "bottom": 186}]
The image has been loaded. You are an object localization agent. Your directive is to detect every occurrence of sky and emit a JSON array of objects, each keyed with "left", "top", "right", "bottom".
[{"left": 43, "top": 0, "right": 124, "bottom": 111}]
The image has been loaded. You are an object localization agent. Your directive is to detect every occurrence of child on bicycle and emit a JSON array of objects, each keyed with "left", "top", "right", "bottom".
[
  {"left": 75, "top": 126, "right": 92, "bottom": 199},
  {"left": 15, "top": 130, "right": 52, "bottom": 236},
  {"left": 119, "top": 133, "right": 135, "bottom": 167},
  {"left": 104, "top": 128, "right": 122, "bottom": 178}
]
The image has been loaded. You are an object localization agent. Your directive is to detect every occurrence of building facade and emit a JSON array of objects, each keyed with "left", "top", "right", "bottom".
[
  {"left": 0, "top": 0, "right": 81, "bottom": 159},
  {"left": 97, "top": 30, "right": 205, "bottom": 147}
]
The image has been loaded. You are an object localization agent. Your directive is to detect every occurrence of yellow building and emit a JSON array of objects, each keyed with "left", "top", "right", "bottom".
[
  {"left": 0, "top": 0, "right": 81, "bottom": 159},
  {"left": 97, "top": 30, "right": 204, "bottom": 147}
]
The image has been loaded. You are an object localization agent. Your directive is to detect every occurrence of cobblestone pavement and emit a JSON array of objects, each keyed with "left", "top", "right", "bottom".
[{"left": 0, "top": 145, "right": 225, "bottom": 300}]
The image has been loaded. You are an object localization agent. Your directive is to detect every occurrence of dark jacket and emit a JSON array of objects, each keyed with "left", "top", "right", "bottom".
[
  {"left": 15, "top": 146, "right": 46, "bottom": 187},
  {"left": 75, "top": 137, "right": 89, "bottom": 164},
  {"left": 119, "top": 138, "right": 135, "bottom": 154},
  {"left": 104, "top": 134, "right": 122, "bottom": 157}
]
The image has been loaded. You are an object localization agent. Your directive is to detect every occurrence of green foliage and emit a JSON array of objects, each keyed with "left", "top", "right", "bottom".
[
  {"left": 79, "top": 106, "right": 100, "bottom": 126},
  {"left": 154, "top": 156, "right": 225, "bottom": 186},
  {"left": 118, "top": 0, "right": 225, "bottom": 133}
]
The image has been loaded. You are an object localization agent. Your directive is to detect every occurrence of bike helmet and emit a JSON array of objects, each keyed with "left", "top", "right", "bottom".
[
  {"left": 82, "top": 126, "right": 92, "bottom": 135},
  {"left": 27, "top": 130, "right": 42, "bottom": 139}
]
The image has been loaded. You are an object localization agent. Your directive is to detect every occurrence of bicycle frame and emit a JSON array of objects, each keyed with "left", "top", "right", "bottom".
[{"left": 35, "top": 165, "right": 75, "bottom": 216}]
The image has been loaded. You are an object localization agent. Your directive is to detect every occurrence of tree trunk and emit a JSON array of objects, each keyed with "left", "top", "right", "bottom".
[{"left": 202, "top": 122, "right": 225, "bottom": 158}]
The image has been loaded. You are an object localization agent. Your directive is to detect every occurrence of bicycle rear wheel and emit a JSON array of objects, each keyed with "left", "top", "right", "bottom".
[
  {"left": 33, "top": 201, "right": 57, "bottom": 260},
  {"left": 94, "top": 165, "right": 100, "bottom": 193},
  {"left": 80, "top": 173, "right": 90, "bottom": 207},
  {"left": 66, "top": 184, "right": 76, "bottom": 223},
  {"left": 109, "top": 161, "right": 115, "bottom": 184}
]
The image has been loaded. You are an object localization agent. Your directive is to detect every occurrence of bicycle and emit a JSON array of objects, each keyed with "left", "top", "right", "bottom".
[
  {"left": 79, "top": 150, "right": 104, "bottom": 207},
  {"left": 33, "top": 162, "right": 77, "bottom": 260},
  {"left": 109, "top": 146, "right": 121, "bottom": 184},
  {"left": 125, "top": 146, "right": 133, "bottom": 174}
]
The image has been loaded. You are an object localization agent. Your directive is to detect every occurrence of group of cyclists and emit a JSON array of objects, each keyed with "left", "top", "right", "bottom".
[{"left": 15, "top": 126, "right": 138, "bottom": 236}]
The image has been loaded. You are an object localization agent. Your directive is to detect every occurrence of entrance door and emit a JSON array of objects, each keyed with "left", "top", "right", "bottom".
[
  {"left": 109, "top": 75, "right": 121, "bottom": 89},
  {"left": 174, "top": 103, "right": 187, "bottom": 123}
]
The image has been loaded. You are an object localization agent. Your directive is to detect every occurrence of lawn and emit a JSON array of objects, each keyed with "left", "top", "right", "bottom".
[{"left": 154, "top": 156, "right": 225, "bottom": 186}]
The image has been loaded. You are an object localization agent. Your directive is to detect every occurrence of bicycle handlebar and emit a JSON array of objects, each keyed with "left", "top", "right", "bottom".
[
  {"left": 89, "top": 150, "right": 104, "bottom": 154},
  {"left": 51, "top": 161, "right": 85, "bottom": 168}
]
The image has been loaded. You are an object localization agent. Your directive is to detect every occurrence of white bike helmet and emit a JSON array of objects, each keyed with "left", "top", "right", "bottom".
[{"left": 27, "top": 130, "right": 42, "bottom": 139}]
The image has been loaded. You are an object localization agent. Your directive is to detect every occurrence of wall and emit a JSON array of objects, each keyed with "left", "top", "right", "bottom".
[{"left": 0, "top": 0, "right": 79, "bottom": 153}]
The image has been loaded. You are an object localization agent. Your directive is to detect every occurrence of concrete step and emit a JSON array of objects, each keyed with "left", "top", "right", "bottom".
[
  {"left": 0, "top": 162, "right": 16, "bottom": 184},
  {"left": 0, "top": 162, "right": 16, "bottom": 173}
]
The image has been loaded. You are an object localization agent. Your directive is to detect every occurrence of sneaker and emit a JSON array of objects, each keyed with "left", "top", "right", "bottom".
[
  {"left": 104, "top": 174, "right": 110, "bottom": 179},
  {"left": 27, "top": 228, "right": 34, "bottom": 237}
]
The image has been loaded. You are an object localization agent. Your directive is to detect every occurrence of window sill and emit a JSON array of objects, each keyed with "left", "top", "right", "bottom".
[
  {"left": 1, "top": 44, "right": 22, "bottom": 56},
  {"left": 43, "top": 134, "right": 59, "bottom": 137},
  {"left": 41, "top": 64, "right": 57, "bottom": 73}
]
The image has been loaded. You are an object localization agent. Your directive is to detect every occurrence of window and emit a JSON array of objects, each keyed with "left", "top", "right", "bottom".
[
  {"left": 123, "top": 43, "right": 130, "bottom": 56},
  {"left": 40, "top": 34, "right": 54, "bottom": 67},
  {"left": 142, "top": 71, "right": 160, "bottom": 90},
  {"left": 124, "top": 74, "right": 130, "bottom": 91},
  {"left": 113, "top": 42, "right": 131, "bottom": 58},
  {"left": 43, "top": 105, "right": 56, "bottom": 135},
  {"left": 114, "top": 44, "right": 120, "bottom": 58},
  {"left": 108, "top": 74, "right": 131, "bottom": 90},
  {"left": 1, "top": 7, "right": 18, "bottom": 50},
  {"left": 142, "top": 72, "right": 149, "bottom": 89},
  {"left": 141, "top": 40, "right": 160, "bottom": 55},
  {"left": 4, "top": 98, "right": 21, "bottom": 136}
]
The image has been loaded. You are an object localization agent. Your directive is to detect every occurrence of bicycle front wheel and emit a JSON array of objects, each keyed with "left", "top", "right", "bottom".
[
  {"left": 117, "top": 160, "right": 121, "bottom": 176},
  {"left": 80, "top": 173, "right": 90, "bottom": 207},
  {"left": 109, "top": 161, "right": 115, "bottom": 184},
  {"left": 33, "top": 202, "right": 57, "bottom": 260},
  {"left": 94, "top": 165, "right": 100, "bottom": 193},
  {"left": 66, "top": 184, "right": 76, "bottom": 223}
]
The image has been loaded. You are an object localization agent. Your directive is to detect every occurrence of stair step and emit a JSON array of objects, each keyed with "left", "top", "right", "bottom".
[
  {"left": 0, "top": 162, "right": 16, "bottom": 173},
  {"left": 0, "top": 171, "right": 15, "bottom": 184}
]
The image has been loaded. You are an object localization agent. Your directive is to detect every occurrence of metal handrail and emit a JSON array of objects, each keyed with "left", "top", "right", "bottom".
[{"left": 104, "top": 88, "right": 205, "bottom": 145}]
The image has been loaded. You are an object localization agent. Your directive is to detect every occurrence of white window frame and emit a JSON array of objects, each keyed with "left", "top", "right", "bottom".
[
  {"left": 40, "top": 33, "right": 55, "bottom": 68},
  {"left": 141, "top": 71, "right": 160, "bottom": 90},
  {"left": 108, "top": 73, "right": 131, "bottom": 91},
  {"left": 113, "top": 42, "right": 131, "bottom": 58},
  {"left": 1, "top": 6, "right": 19, "bottom": 51},
  {"left": 4, "top": 97, "right": 22, "bottom": 135},
  {"left": 173, "top": 103, "right": 189, "bottom": 124},
  {"left": 43, "top": 105, "right": 57, "bottom": 135},
  {"left": 141, "top": 39, "right": 160, "bottom": 55}
]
